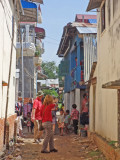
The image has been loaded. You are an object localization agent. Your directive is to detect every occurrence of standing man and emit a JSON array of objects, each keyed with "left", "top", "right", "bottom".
[{"left": 32, "top": 90, "right": 44, "bottom": 143}]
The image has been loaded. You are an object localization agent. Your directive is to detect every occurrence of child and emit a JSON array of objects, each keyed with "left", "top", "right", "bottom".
[
  {"left": 27, "top": 112, "right": 31, "bottom": 132},
  {"left": 15, "top": 111, "right": 23, "bottom": 137},
  {"left": 64, "top": 110, "right": 71, "bottom": 134},
  {"left": 71, "top": 104, "right": 79, "bottom": 135},
  {"left": 57, "top": 109, "right": 65, "bottom": 136}
]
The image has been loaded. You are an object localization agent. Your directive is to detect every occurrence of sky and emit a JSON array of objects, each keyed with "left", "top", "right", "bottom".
[{"left": 40, "top": 0, "right": 91, "bottom": 65}]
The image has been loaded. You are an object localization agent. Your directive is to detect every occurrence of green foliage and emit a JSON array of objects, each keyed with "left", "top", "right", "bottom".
[
  {"left": 42, "top": 61, "right": 59, "bottom": 79},
  {"left": 35, "top": 47, "right": 41, "bottom": 57},
  {"left": 88, "top": 151, "right": 101, "bottom": 157},
  {"left": 108, "top": 141, "right": 118, "bottom": 148},
  {"left": 42, "top": 89, "right": 58, "bottom": 97}
]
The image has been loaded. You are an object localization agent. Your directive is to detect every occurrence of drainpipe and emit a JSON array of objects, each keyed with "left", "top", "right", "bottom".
[
  {"left": 21, "top": 29, "right": 24, "bottom": 105},
  {"left": 36, "top": 71, "right": 38, "bottom": 96}
]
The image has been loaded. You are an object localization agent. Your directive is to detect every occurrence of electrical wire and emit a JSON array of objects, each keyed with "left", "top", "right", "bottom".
[{"left": 44, "top": 40, "right": 59, "bottom": 45}]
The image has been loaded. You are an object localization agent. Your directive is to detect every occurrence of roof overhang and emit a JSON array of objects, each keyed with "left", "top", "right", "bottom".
[
  {"left": 31, "top": 0, "right": 43, "bottom": 4},
  {"left": 102, "top": 80, "right": 120, "bottom": 89},
  {"left": 77, "top": 27, "right": 97, "bottom": 34},
  {"left": 35, "top": 27, "right": 45, "bottom": 39},
  {"left": 57, "top": 24, "right": 77, "bottom": 57},
  {"left": 20, "top": 8, "right": 37, "bottom": 22},
  {"left": 86, "top": 0, "right": 103, "bottom": 11}
]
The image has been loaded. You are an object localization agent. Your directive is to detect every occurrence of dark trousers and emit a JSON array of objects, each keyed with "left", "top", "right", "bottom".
[{"left": 73, "top": 120, "right": 78, "bottom": 134}]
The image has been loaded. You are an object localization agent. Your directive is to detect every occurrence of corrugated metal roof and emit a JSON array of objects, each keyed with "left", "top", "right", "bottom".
[
  {"left": 86, "top": 0, "right": 103, "bottom": 11},
  {"left": 77, "top": 27, "right": 97, "bottom": 34},
  {"left": 76, "top": 14, "right": 97, "bottom": 20},
  {"left": 21, "top": 0, "right": 37, "bottom": 8},
  {"left": 72, "top": 22, "right": 97, "bottom": 28}
]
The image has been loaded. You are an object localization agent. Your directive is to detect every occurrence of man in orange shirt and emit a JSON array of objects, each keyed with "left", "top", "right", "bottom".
[{"left": 32, "top": 90, "right": 44, "bottom": 143}]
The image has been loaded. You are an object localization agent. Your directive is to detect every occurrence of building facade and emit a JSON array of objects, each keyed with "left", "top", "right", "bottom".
[
  {"left": 58, "top": 15, "right": 97, "bottom": 113},
  {"left": 0, "top": 0, "right": 23, "bottom": 150},
  {"left": 16, "top": 0, "right": 45, "bottom": 103},
  {"left": 87, "top": 0, "right": 120, "bottom": 144}
]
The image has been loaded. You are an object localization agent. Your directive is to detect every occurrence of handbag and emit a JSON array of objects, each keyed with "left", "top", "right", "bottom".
[
  {"left": 39, "top": 120, "right": 44, "bottom": 131},
  {"left": 39, "top": 105, "right": 47, "bottom": 131}
]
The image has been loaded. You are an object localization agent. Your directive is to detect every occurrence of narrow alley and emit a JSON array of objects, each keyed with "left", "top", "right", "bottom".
[{"left": 2, "top": 0, "right": 120, "bottom": 160}]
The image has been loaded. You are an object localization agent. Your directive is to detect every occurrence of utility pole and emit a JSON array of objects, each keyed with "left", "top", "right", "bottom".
[{"left": 21, "top": 29, "right": 24, "bottom": 105}]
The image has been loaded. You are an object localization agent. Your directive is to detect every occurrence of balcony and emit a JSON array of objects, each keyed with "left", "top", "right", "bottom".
[
  {"left": 16, "top": 35, "right": 36, "bottom": 59},
  {"left": 33, "top": 57, "right": 42, "bottom": 66},
  {"left": 70, "top": 66, "right": 84, "bottom": 90}
]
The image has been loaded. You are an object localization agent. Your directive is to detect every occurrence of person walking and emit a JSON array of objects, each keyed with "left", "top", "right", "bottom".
[
  {"left": 40, "top": 95, "right": 58, "bottom": 153},
  {"left": 71, "top": 104, "right": 79, "bottom": 135},
  {"left": 31, "top": 90, "right": 44, "bottom": 143}
]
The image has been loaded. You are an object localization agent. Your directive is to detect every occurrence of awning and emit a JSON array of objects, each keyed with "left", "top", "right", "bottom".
[
  {"left": 86, "top": 0, "right": 103, "bottom": 11},
  {"left": 20, "top": 0, "right": 37, "bottom": 22},
  {"left": 77, "top": 27, "right": 97, "bottom": 34},
  {"left": 35, "top": 27, "right": 45, "bottom": 39},
  {"left": 102, "top": 80, "right": 120, "bottom": 89}
]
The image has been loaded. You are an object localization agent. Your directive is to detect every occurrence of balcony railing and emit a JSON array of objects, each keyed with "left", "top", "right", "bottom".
[
  {"left": 16, "top": 34, "right": 36, "bottom": 58},
  {"left": 70, "top": 65, "right": 84, "bottom": 90}
]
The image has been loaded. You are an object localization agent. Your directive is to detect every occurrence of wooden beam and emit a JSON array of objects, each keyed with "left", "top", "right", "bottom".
[{"left": 102, "top": 80, "right": 120, "bottom": 89}]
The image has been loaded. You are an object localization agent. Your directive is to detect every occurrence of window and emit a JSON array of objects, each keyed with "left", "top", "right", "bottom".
[{"left": 101, "top": 2, "right": 106, "bottom": 33}]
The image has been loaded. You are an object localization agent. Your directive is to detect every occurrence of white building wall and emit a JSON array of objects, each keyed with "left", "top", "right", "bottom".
[
  {"left": 0, "top": 1, "right": 17, "bottom": 118},
  {"left": 93, "top": 0, "right": 119, "bottom": 141}
]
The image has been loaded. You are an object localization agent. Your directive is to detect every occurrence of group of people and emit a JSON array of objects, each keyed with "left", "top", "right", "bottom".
[{"left": 15, "top": 90, "right": 89, "bottom": 153}]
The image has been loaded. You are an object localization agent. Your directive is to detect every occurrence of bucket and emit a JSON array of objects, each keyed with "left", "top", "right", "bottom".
[{"left": 80, "top": 130, "right": 87, "bottom": 137}]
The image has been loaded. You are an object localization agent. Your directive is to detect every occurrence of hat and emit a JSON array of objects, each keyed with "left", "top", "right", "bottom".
[{"left": 37, "top": 90, "right": 44, "bottom": 97}]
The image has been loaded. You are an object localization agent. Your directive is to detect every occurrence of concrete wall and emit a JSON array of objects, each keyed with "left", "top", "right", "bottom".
[
  {"left": 18, "top": 57, "right": 34, "bottom": 99},
  {"left": 64, "top": 93, "right": 70, "bottom": 111},
  {"left": 70, "top": 91, "right": 75, "bottom": 112},
  {"left": 93, "top": 0, "right": 120, "bottom": 141}
]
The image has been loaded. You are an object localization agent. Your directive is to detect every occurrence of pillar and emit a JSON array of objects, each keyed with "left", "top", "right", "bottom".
[
  {"left": 64, "top": 93, "right": 70, "bottom": 111},
  {"left": 25, "top": 25, "right": 29, "bottom": 42},
  {"left": 75, "top": 88, "right": 81, "bottom": 113},
  {"left": 70, "top": 91, "right": 75, "bottom": 112}
]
